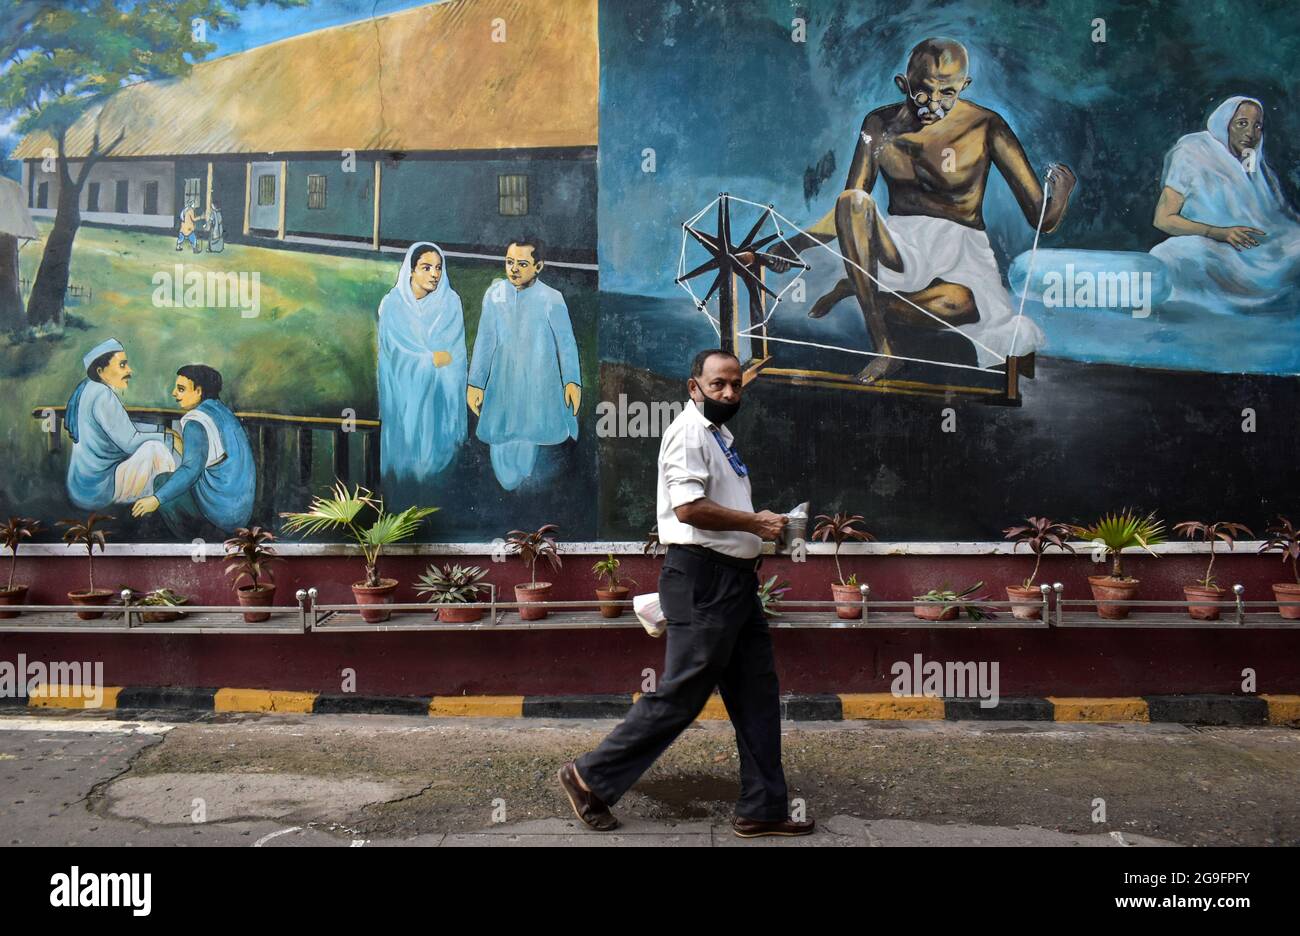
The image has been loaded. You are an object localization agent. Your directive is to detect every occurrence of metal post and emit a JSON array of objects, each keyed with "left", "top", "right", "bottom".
[
  {"left": 1039, "top": 583, "right": 1052, "bottom": 624},
  {"left": 120, "top": 588, "right": 134, "bottom": 629},
  {"left": 1052, "top": 582, "right": 1064, "bottom": 627},
  {"left": 859, "top": 583, "right": 870, "bottom": 625},
  {"left": 307, "top": 587, "right": 318, "bottom": 630},
  {"left": 1233, "top": 584, "right": 1245, "bottom": 626},
  {"left": 296, "top": 588, "right": 308, "bottom": 632}
]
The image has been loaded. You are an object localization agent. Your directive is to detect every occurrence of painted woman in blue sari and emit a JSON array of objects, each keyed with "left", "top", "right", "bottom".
[{"left": 377, "top": 242, "right": 468, "bottom": 503}]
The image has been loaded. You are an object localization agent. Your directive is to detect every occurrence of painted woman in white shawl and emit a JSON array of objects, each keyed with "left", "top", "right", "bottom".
[
  {"left": 64, "top": 338, "right": 175, "bottom": 512},
  {"left": 1151, "top": 96, "right": 1300, "bottom": 313},
  {"left": 377, "top": 242, "right": 468, "bottom": 504}
]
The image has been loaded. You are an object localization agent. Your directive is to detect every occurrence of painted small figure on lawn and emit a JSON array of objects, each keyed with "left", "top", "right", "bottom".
[
  {"left": 176, "top": 196, "right": 204, "bottom": 253},
  {"left": 467, "top": 236, "right": 581, "bottom": 490}
]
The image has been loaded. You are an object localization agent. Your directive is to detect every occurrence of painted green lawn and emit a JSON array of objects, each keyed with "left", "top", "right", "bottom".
[{"left": 3, "top": 221, "right": 599, "bottom": 525}]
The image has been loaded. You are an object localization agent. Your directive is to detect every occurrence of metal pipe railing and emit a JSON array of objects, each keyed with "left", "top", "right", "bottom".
[{"left": 2, "top": 581, "right": 1297, "bottom": 633}]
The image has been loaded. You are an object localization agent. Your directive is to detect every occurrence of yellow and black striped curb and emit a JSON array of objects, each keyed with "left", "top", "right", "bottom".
[{"left": 3, "top": 688, "right": 1298, "bottom": 726}]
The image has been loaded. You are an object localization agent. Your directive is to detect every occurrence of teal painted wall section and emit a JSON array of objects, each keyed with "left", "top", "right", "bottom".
[
  {"left": 378, "top": 155, "right": 596, "bottom": 255},
  {"left": 285, "top": 158, "right": 375, "bottom": 240}
]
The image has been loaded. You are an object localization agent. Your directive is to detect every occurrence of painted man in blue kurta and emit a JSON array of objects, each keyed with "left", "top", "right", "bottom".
[
  {"left": 466, "top": 239, "right": 581, "bottom": 490},
  {"left": 65, "top": 337, "right": 176, "bottom": 511},
  {"left": 131, "top": 364, "right": 255, "bottom": 536}
]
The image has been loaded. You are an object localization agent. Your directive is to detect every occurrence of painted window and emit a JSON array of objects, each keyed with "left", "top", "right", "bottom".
[
  {"left": 307, "top": 173, "right": 327, "bottom": 209},
  {"left": 257, "top": 173, "right": 276, "bottom": 206},
  {"left": 86, "top": 182, "right": 100, "bottom": 211},
  {"left": 114, "top": 179, "right": 128, "bottom": 213},
  {"left": 36, "top": 181, "right": 48, "bottom": 209},
  {"left": 498, "top": 173, "right": 528, "bottom": 216},
  {"left": 143, "top": 181, "right": 159, "bottom": 215},
  {"left": 184, "top": 177, "right": 202, "bottom": 202}
]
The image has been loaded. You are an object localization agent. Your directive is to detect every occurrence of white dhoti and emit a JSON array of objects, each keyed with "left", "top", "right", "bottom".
[
  {"left": 113, "top": 440, "right": 176, "bottom": 503},
  {"left": 872, "top": 214, "right": 1044, "bottom": 367}
]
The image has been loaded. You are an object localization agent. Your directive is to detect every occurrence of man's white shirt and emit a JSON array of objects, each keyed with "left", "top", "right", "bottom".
[{"left": 656, "top": 399, "right": 762, "bottom": 559}]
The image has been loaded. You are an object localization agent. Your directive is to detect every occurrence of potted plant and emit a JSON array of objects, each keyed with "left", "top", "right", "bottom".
[
  {"left": 0, "top": 517, "right": 42, "bottom": 618},
  {"left": 416, "top": 563, "right": 489, "bottom": 623},
  {"left": 506, "top": 524, "right": 561, "bottom": 621},
  {"left": 224, "top": 526, "right": 282, "bottom": 623},
  {"left": 129, "top": 587, "right": 189, "bottom": 624},
  {"left": 811, "top": 512, "right": 874, "bottom": 619},
  {"left": 592, "top": 553, "right": 636, "bottom": 619},
  {"left": 281, "top": 482, "right": 437, "bottom": 623},
  {"left": 912, "top": 582, "right": 997, "bottom": 622},
  {"left": 757, "top": 574, "right": 791, "bottom": 617},
  {"left": 1002, "top": 517, "right": 1075, "bottom": 620},
  {"left": 1259, "top": 516, "right": 1300, "bottom": 620},
  {"left": 1173, "top": 520, "right": 1252, "bottom": 620},
  {"left": 58, "top": 513, "right": 114, "bottom": 619},
  {"left": 1072, "top": 510, "right": 1166, "bottom": 620}
]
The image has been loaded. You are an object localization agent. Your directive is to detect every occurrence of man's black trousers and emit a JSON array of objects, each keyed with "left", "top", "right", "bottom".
[{"left": 575, "top": 545, "right": 790, "bottom": 821}]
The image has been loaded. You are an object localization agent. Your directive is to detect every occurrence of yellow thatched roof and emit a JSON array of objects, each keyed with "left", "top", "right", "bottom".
[{"left": 13, "top": 0, "right": 597, "bottom": 159}]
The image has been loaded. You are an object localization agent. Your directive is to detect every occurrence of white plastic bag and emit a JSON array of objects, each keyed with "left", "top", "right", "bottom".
[{"left": 633, "top": 592, "right": 667, "bottom": 637}]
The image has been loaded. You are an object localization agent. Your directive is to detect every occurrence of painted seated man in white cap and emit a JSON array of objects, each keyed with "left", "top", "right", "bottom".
[{"left": 64, "top": 338, "right": 177, "bottom": 512}]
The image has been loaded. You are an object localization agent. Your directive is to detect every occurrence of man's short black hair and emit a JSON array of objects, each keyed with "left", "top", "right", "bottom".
[
  {"left": 690, "top": 348, "right": 741, "bottom": 378},
  {"left": 176, "top": 363, "right": 222, "bottom": 401},
  {"left": 508, "top": 234, "right": 545, "bottom": 266}
]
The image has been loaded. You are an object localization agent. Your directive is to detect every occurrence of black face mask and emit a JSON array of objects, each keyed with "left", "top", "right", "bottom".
[{"left": 694, "top": 386, "right": 741, "bottom": 426}]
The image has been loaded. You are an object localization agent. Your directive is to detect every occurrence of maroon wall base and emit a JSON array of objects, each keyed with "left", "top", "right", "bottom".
[{"left": 3, "top": 551, "right": 1297, "bottom": 697}]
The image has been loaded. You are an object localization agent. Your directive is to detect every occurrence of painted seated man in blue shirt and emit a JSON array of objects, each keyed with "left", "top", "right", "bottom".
[{"left": 131, "top": 364, "right": 256, "bottom": 538}]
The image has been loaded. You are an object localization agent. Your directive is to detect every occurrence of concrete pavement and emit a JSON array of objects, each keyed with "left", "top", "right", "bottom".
[{"left": 1, "top": 710, "right": 1295, "bottom": 846}]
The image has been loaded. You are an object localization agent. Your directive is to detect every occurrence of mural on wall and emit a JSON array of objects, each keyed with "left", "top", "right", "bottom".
[{"left": 1, "top": 0, "right": 1297, "bottom": 545}]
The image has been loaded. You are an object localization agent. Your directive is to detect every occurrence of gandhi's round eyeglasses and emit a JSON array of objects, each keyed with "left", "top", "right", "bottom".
[{"left": 904, "top": 79, "right": 959, "bottom": 107}]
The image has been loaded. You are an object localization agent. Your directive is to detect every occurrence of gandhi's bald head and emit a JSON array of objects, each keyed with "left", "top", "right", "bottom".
[{"left": 896, "top": 38, "right": 972, "bottom": 125}]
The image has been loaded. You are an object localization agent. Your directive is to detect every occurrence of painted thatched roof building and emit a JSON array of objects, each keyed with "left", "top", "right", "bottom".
[{"left": 14, "top": 0, "right": 599, "bottom": 264}]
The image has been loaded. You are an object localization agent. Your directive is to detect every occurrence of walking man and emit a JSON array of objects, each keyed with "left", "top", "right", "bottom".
[{"left": 559, "top": 349, "right": 814, "bottom": 837}]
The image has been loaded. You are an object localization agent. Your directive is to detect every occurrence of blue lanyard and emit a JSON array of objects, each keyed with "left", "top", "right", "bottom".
[{"left": 709, "top": 427, "right": 749, "bottom": 477}]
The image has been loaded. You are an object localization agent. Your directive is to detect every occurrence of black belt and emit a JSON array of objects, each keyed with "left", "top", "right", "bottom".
[{"left": 669, "top": 543, "right": 763, "bottom": 572}]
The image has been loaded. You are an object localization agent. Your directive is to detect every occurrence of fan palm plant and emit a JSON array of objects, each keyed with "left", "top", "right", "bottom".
[
  {"left": 1072, "top": 509, "right": 1165, "bottom": 620},
  {"left": 1072, "top": 509, "right": 1166, "bottom": 581},
  {"left": 281, "top": 482, "right": 436, "bottom": 588}
]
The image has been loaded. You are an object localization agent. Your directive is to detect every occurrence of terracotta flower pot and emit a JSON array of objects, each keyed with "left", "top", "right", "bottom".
[
  {"left": 437, "top": 604, "right": 484, "bottom": 624},
  {"left": 1183, "top": 584, "right": 1225, "bottom": 621},
  {"left": 139, "top": 604, "right": 186, "bottom": 624},
  {"left": 1272, "top": 582, "right": 1300, "bottom": 620},
  {"left": 1005, "top": 585, "right": 1043, "bottom": 621},
  {"left": 831, "top": 583, "right": 863, "bottom": 620},
  {"left": 68, "top": 589, "right": 114, "bottom": 621},
  {"left": 0, "top": 585, "right": 28, "bottom": 619},
  {"left": 237, "top": 583, "right": 276, "bottom": 623},
  {"left": 352, "top": 579, "right": 398, "bottom": 624},
  {"left": 913, "top": 601, "right": 959, "bottom": 622},
  {"left": 596, "top": 585, "right": 629, "bottom": 619},
  {"left": 515, "top": 582, "right": 552, "bottom": 621},
  {"left": 1088, "top": 575, "right": 1139, "bottom": 620}
]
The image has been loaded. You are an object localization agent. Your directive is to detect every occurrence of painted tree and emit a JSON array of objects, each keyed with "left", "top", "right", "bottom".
[{"left": 0, "top": 0, "right": 303, "bottom": 325}]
